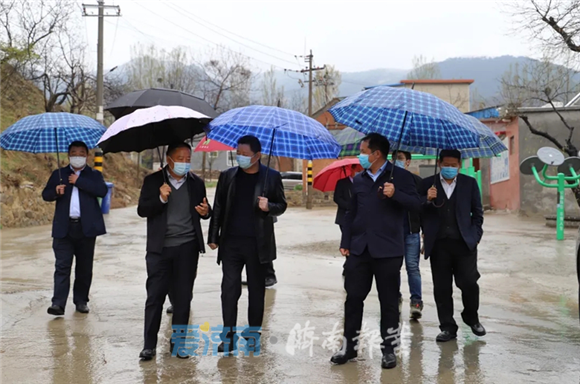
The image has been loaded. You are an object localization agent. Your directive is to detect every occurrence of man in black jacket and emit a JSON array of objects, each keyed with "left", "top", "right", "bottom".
[
  {"left": 420, "top": 149, "right": 485, "bottom": 343},
  {"left": 137, "top": 142, "right": 211, "bottom": 360},
  {"left": 42, "top": 141, "right": 108, "bottom": 316},
  {"left": 208, "top": 135, "right": 287, "bottom": 354},
  {"left": 334, "top": 164, "right": 356, "bottom": 277},
  {"left": 331, "top": 133, "right": 421, "bottom": 369},
  {"left": 393, "top": 151, "right": 424, "bottom": 319}
]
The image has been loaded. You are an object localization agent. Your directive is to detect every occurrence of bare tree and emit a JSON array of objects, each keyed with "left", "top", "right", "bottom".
[
  {"left": 288, "top": 90, "right": 307, "bottom": 114},
  {"left": 261, "top": 66, "right": 285, "bottom": 106},
  {"left": 406, "top": 55, "right": 441, "bottom": 80},
  {"left": 195, "top": 46, "right": 253, "bottom": 112},
  {"left": 509, "top": 0, "right": 580, "bottom": 58},
  {"left": 313, "top": 65, "right": 342, "bottom": 112}
]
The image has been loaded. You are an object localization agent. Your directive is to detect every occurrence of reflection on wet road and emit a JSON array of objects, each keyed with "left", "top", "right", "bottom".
[{"left": 1, "top": 204, "right": 579, "bottom": 383}]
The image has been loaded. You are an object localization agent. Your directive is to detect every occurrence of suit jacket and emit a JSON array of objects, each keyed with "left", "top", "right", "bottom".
[
  {"left": 406, "top": 173, "right": 423, "bottom": 234},
  {"left": 208, "top": 164, "right": 287, "bottom": 265},
  {"left": 420, "top": 173, "right": 484, "bottom": 258},
  {"left": 137, "top": 169, "right": 211, "bottom": 255},
  {"left": 42, "top": 165, "right": 108, "bottom": 239},
  {"left": 334, "top": 177, "right": 353, "bottom": 226},
  {"left": 340, "top": 162, "right": 421, "bottom": 258}
]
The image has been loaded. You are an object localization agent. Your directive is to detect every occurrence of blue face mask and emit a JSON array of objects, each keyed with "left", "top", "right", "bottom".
[
  {"left": 170, "top": 159, "right": 191, "bottom": 176},
  {"left": 441, "top": 166, "right": 458, "bottom": 180},
  {"left": 358, "top": 153, "right": 373, "bottom": 169},
  {"left": 237, "top": 155, "right": 254, "bottom": 170},
  {"left": 395, "top": 160, "right": 406, "bottom": 169}
]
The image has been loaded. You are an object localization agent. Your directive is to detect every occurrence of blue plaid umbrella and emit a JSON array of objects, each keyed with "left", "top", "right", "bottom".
[
  {"left": 329, "top": 86, "right": 481, "bottom": 151},
  {"left": 0, "top": 112, "right": 106, "bottom": 182},
  {"left": 0, "top": 112, "right": 106, "bottom": 153},
  {"left": 206, "top": 105, "right": 341, "bottom": 160}
]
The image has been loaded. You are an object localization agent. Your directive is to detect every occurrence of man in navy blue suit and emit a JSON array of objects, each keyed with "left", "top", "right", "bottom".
[
  {"left": 330, "top": 133, "right": 421, "bottom": 370},
  {"left": 420, "top": 149, "right": 486, "bottom": 342},
  {"left": 42, "top": 141, "right": 108, "bottom": 316}
]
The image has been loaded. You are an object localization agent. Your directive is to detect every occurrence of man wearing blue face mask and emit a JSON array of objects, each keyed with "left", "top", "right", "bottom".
[
  {"left": 420, "top": 149, "right": 485, "bottom": 343},
  {"left": 208, "top": 135, "right": 287, "bottom": 354},
  {"left": 393, "top": 151, "right": 424, "bottom": 320},
  {"left": 137, "top": 142, "right": 211, "bottom": 361},
  {"left": 331, "top": 133, "right": 421, "bottom": 369}
]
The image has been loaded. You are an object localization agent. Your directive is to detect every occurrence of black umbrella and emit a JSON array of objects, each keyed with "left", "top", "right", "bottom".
[{"left": 105, "top": 88, "right": 218, "bottom": 119}]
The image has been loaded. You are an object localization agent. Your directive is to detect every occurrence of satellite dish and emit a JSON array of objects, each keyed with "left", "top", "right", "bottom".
[
  {"left": 557, "top": 156, "right": 580, "bottom": 176},
  {"left": 537, "top": 147, "right": 565, "bottom": 166},
  {"left": 520, "top": 156, "right": 542, "bottom": 175}
]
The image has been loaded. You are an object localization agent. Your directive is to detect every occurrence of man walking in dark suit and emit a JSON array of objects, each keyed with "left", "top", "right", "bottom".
[
  {"left": 137, "top": 142, "right": 210, "bottom": 361},
  {"left": 331, "top": 133, "right": 420, "bottom": 369},
  {"left": 393, "top": 151, "right": 424, "bottom": 319},
  {"left": 208, "top": 135, "right": 287, "bottom": 354},
  {"left": 334, "top": 164, "right": 356, "bottom": 278},
  {"left": 42, "top": 141, "right": 108, "bottom": 316},
  {"left": 420, "top": 149, "right": 485, "bottom": 342}
]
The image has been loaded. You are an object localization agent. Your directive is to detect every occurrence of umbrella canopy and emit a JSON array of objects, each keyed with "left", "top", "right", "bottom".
[
  {"left": 0, "top": 112, "right": 105, "bottom": 153},
  {"left": 332, "top": 127, "right": 365, "bottom": 157},
  {"left": 329, "top": 86, "right": 481, "bottom": 150},
  {"left": 332, "top": 117, "right": 507, "bottom": 159},
  {"left": 105, "top": 88, "right": 218, "bottom": 119},
  {"left": 194, "top": 136, "right": 234, "bottom": 152},
  {"left": 97, "top": 105, "right": 211, "bottom": 153},
  {"left": 206, "top": 105, "right": 341, "bottom": 160},
  {"left": 313, "top": 158, "right": 362, "bottom": 192},
  {"left": 419, "top": 115, "right": 507, "bottom": 158}
]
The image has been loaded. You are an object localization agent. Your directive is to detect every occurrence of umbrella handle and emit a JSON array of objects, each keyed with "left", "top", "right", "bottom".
[
  {"left": 54, "top": 127, "right": 62, "bottom": 183},
  {"left": 432, "top": 149, "right": 444, "bottom": 208},
  {"left": 263, "top": 128, "right": 276, "bottom": 196},
  {"left": 387, "top": 83, "right": 415, "bottom": 182}
]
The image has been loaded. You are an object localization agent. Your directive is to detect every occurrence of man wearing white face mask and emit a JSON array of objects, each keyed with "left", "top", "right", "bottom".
[
  {"left": 137, "top": 142, "right": 211, "bottom": 361},
  {"left": 42, "top": 141, "right": 108, "bottom": 316}
]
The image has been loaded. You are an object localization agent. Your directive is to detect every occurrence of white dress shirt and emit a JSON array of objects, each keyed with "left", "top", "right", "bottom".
[
  {"left": 69, "top": 166, "right": 84, "bottom": 218},
  {"left": 440, "top": 173, "right": 457, "bottom": 199},
  {"left": 366, "top": 161, "right": 388, "bottom": 182},
  {"left": 160, "top": 171, "right": 187, "bottom": 203}
]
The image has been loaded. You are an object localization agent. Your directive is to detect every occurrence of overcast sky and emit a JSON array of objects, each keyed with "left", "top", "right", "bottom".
[{"left": 80, "top": 0, "right": 536, "bottom": 73}]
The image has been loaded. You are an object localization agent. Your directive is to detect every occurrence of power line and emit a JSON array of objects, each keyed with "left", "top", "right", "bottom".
[
  {"left": 165, "top": 1, "right": 297, "bottom": 58},
  {"left": 132, "top": 1, "right": 290, "bottom": 70}
]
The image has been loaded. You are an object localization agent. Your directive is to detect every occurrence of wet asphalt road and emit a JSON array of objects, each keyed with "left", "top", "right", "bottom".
[{"left": 1, "top": 191, "right": 579, "bottom": 383}]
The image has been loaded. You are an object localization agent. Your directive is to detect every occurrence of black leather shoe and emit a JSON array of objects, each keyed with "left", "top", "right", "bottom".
[
  {"left": 47, "top": 305, "right": 65, "bottom": 316},
  {"left": 166, "top": 306, "right": 173, "bottom": 314},
  {"left": 470, "top": 323, "right": 486, "bottom": 337},
  {"left": 217, "top": 341, "right": 236, "bottom": 354},
  {"left": 265, "top": 277, "right": 277, "bottom": 288},
  {"left": 139, "top": 349, "right": 156, "bottom": 361},
  {"left": 436, "top": 330, "right": 457, "bottom": 342},
  {"left": 330, "top": 350, "right": 357, "bottom": 365},
  {"left": 381, "top": 353, "right": 397, "bottom": 369},
  {"left": 75, "top": 304, "right": 89, "bottom": 314}
]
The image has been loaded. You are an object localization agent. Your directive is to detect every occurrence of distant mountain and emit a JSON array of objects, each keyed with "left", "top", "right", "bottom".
[{"left": 112, "top": 55, "right": 551, "bottom": 110}]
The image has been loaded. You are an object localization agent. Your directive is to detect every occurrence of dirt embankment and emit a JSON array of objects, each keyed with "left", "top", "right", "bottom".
[{"left": 0, "top": 150, "right": 150, "bottom": 228}]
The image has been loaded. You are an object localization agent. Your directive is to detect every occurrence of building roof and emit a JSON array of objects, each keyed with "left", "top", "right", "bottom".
[
  {"left": 311, "top": 97, "right": 345, "bottom": 118},
  {"left": 400, "top": 79, "right": 474, "bottom": 84}
]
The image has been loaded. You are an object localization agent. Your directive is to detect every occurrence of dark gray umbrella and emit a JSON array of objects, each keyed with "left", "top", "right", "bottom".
[{"left": 105, "top": 88, "right": 218, "bottom": 119}]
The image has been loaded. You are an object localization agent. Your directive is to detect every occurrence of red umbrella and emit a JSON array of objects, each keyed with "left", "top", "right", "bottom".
[
  {"left": 313, "top": 158, "right": 362, "bottom": 192},
  {"left": 194, "top": 136, "right": 234, "bottom": 152}
]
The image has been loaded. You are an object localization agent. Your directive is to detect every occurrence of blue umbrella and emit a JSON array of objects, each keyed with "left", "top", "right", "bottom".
[
  {"left": 394, "top": 115, "right": 507, "bottom": 158},
  {"left": 206, "top": 105, "right": 341, "bottom": 160},
  {"left": 0, "top": 112, "right": 106, "bottom": 181},
  {"left": 329, "top": 86, "right": 481, "bottom": 151}
]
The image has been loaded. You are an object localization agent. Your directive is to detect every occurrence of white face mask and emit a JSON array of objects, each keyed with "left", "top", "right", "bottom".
[{"left": 70, "top": 156, "right": 87, "bottom": 169}]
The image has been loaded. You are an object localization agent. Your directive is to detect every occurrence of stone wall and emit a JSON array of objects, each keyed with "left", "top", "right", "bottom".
[{"left": 285, "top": 189, "right": 336, "bottom": 208}]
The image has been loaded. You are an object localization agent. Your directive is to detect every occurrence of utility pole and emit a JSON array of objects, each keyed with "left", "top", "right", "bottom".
[{"left": 82, "top": 1, "right": 121, "bottom": 124}]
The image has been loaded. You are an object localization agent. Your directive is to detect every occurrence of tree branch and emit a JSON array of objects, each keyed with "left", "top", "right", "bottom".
[{"left": 520, "top": 114, "right": 565, "bottom": 150}]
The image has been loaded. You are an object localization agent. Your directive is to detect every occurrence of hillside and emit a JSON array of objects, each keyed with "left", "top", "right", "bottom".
[{"left": 0, "top": 65, "right": 149, "bottom": 228}]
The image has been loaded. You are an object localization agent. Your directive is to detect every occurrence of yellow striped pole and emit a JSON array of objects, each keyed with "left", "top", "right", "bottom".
[
  {"left": 306, "top": 160, "right": 313, "bottom": 210},
  {"left": 94, "top": 149, "right": 103, "bottom": 173}
]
